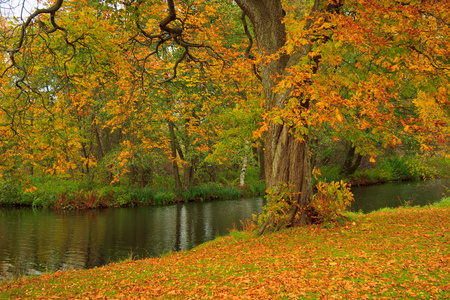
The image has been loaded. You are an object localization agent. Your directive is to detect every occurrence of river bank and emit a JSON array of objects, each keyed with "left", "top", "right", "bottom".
[
  {"left": 1, "top": 198, "right": 449, "bottom": 298},
  {"left": 0, "top": 179, "right": 267, "bottom": 210},
  {"left": 1, "top": 155, "right": 448, "bottom": 210},
  {"left": 1, "top": 182, "right": 449, "bottom": 282}
]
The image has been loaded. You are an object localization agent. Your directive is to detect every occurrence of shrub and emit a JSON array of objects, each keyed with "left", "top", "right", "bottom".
[
  {"left": 216, "top": 185, "right": 241, "bottom": 199},
  {"left": 310, "top": 180, "right": 354, "bottom": 223},
  {"left": 0, "top": 179, "right": 22, "bottom": 206},
  {"left": 432, "top": 197, "right": 450, "bottom": 208},
  {"left": 312, "top": 166, "right": 342, "bottom": 186},
  {"left": 130, "top": 187, "right": 156, "bottom": 205},
  {"left": 349, "top": 156, "right": 436, "bottom": 185},
  {"left": 258, "top": 182, "right": 297, "bottom": 229},
  {"left": 243, "top": 180, "right": 266, "bottom": 197}
]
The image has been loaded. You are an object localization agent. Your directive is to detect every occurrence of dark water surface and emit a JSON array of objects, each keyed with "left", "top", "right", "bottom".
[
  {"left": 0, "top": 198, "right": 265, "bottom": 281},
  {"left": 1, "top": 178, "right": 449, "bottom": 281},
  {"left": 350, "top": 178, "right": 450, "bottom": 213}
]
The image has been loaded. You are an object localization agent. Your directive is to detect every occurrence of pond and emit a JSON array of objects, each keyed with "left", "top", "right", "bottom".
[{"left": 1, "top": 178, "right": 449, "bottom": 281}]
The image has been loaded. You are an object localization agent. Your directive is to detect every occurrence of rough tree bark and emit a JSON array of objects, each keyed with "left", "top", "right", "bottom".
[{"left": 234, "top": 0, "right": 342, "bottom": 234}]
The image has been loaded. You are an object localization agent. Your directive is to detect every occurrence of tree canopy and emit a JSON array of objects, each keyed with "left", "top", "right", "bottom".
[{"left": 1, "top": 0, "right": 449, "bottom": 231}]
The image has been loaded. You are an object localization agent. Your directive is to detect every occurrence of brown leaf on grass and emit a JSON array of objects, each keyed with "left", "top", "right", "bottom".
[{"left": 1, "top": 207, "right": 449, "bottom": 299}]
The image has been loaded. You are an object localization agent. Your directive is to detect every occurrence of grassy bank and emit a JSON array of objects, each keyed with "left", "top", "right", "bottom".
[
  {"left": 316, "top": 155, "right": 450, "bottom": 186},
  {"left": 1, "top": 155, "right": 448, "bottom": 210},
  {"left": 1, "top": 198, "right": 449, "bottom": 299},
  {"left": 0, "top": 177, "right": 266, "bottom": 209}
]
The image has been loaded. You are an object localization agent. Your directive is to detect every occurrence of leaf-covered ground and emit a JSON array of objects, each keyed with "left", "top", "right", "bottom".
[{"left": 1, "top": 206, "right": 449, "bottom": 299}]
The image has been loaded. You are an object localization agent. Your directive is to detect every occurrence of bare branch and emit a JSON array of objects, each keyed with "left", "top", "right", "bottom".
[
  {"left": 158, "top": 47, "right": 188, "bottom": 84},
  {"left": 241, "top": 11, "right": 261, "bottom": 81},
  {"left": 3, "top": 0, "right": 68, "bottom": 94},
  {"left": 131, "top": 0, "right": 211, "bottom": 83},
  {"left": 6, "top": 0, "right": 64, "bottom": 55},
  {"left": 159, "top": 0, "right": 181, "bottom": 36}
]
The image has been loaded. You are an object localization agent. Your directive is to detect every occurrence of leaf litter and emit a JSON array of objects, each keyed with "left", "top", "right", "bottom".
[{"left": 1, "top": 206, "right": 449, "bottom": 299}]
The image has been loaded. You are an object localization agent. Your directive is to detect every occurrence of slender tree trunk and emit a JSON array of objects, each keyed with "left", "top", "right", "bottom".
[
  {"left": 168, "top": 120, "right": 182, "bottom": 190},
  {"left": 93, "top": 115, "right": 105, "bottom": 160},
  {"left": 65, "top": 155, "right": 75, "bottom": 181},
  {"left": 239, "top": 140, "right": 250, "bottom": 187},
  {"left": 183, "top": 162, "right": 194, "bottom": 189},
  {"left": 138, "top": 165, "right": 145, "bottom": 188},
  {"left": 239, "top": 154, "right": 248, "bottom": 187},
  {"left": 130, "top": 164, "right": 137, "bottom": 185},
  {"left": 81, "top": 142, "right": 90, "bottom": 175}
]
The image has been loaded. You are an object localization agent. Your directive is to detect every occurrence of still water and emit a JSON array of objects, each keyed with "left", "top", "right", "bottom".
[
  {"left": 0, "top": 198, "right": 266, "bottom": 281},
  {"left": 1, "top": 178, "right": 450, "bottom": 281},
  {"left": 350, "top": 178, "right": 450, "bottom": 213}
]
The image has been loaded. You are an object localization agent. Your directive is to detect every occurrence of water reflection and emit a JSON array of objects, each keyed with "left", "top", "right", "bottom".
[
  {"left": 2, "top": 178, "right": 450, "bottom": 281},
  {"left": 0, "top": 198, "right": 265, "bottom": 281}
]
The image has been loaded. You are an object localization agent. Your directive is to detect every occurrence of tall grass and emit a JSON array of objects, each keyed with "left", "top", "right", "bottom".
[
  {"left": 182, "top": 183, "right": 241, "bottom": 201},
  {"left": 0, "top": 175, "right": 266, "bottom": 209}
]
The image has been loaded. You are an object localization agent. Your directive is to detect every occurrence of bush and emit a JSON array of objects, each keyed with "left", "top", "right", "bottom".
[
  {"left": 426, "top": 156, "right": 450, "bottom": 177},
  {"left": 310, "top": 180, "right": 354, "bottom": 223},
  {"left": 243, "top": 180, "right": 266, "bottom": 197},
  {"left": 349, "top": 156, "right": 436, "bottom": 185},
  {"left": 0, "top": 178, "right": 23, "bottom": 206},
  {"left": 258, "top": 182, "right": 296, "bottom": 229},
  {"left": 312, "top": 166, "right": 342, "bottom": 186},
  {"left": 432, "top": 197, "right": 450, "bottom": 208},
  {"left": 130, "top": 187, "right": 156, "bottom": 205}
]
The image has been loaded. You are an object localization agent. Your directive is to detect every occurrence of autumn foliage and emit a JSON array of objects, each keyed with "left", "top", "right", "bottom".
[
  {"left": 0, "top": 0, "right": 449, "bottom": 224},
  {"left": 0, "top": 0, "right": 260, "bottom": 189}
]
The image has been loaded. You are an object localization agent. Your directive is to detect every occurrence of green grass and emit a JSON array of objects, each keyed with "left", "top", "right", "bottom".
[
  {"left": 430, "top": 196, "right": 450, "bottom": 207},
  {"left": 0, "top": 176, "right": 266, "bottom": 209},
  {"left": 1, "top": 200, "right": 449, "bottom": 299},
  {"left": 182, "top": 183, "right": 242, "bottom": 201},
  {"left": 348, "top": 155, "right": 447, "bottom": 186}
]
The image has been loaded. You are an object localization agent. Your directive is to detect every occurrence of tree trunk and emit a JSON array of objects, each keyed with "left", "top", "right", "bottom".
[
  {"left": 257, "top": 142, "right": 265, "bottom": 180},
  {"left": 235, "top": 0, "right": 339, "bottom": 233},
  {"left": 341, "top": 143, "right": 363, "bottom": 176},
  {"left": 259, "top": 124, "right": 313, "bottom": 234},
  {"left": 168, "top": 120, "right": 182, "bottom": 190},
  {"left": 239, "top": 140, "right": 250, "bottom": 187},
  {"left": 183, "top": 162, "right": 194, "bottom": 189},
  {"left": 239, "top": 154, "right": 248, "bottom": 187}
]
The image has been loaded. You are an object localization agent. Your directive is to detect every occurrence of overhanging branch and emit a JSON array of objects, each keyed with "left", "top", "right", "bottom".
[
  {"left": 6, "top": 0, "right": 64, "bottom": 55},
  {"left": 3, "top": 0, "right": 68, "bottom": 89},
  {"left": 132, "top": 0, "right": 211, "bottom": 83}
]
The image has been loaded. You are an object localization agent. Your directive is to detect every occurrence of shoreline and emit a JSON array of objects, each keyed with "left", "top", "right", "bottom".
[{"left": 1, "top": 199, "right": 449, "bottom": 298}]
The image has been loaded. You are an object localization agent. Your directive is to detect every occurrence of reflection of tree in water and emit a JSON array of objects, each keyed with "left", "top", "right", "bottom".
[{"left": 0, "top": 198, "right": 266, "bottom": 280}]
